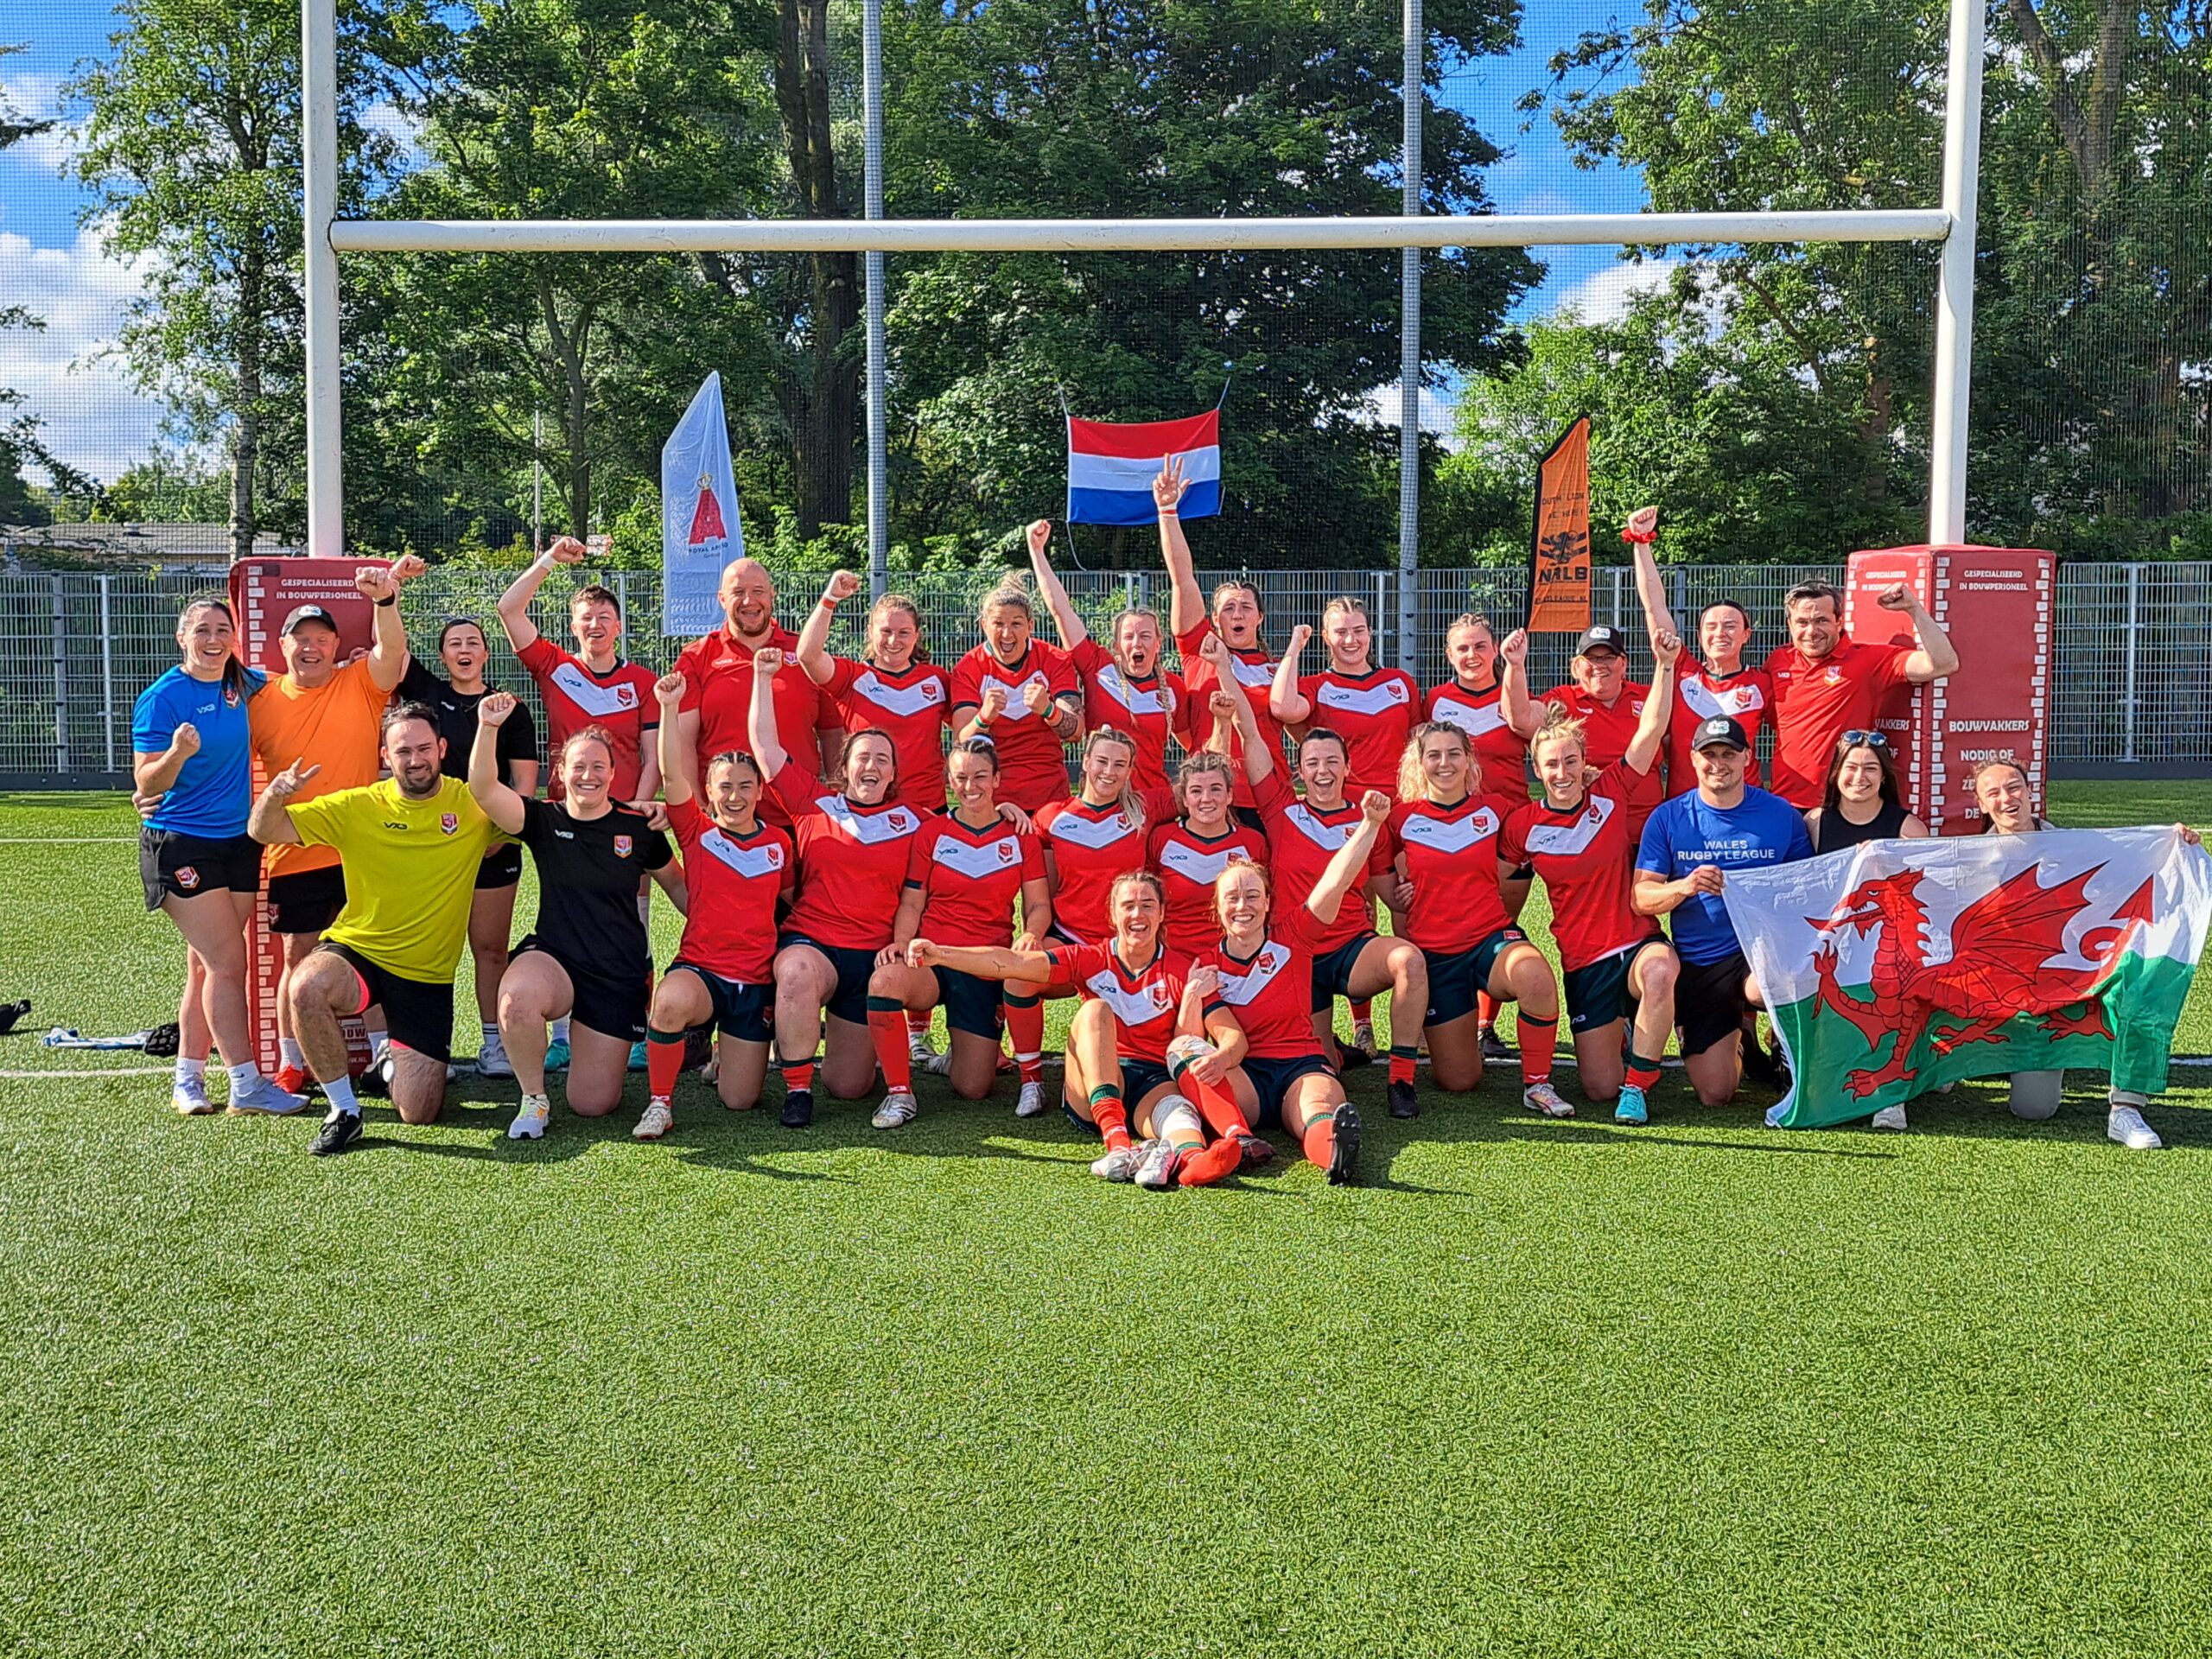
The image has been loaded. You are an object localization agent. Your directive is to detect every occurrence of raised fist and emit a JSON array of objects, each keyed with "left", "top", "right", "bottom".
[
  {"left": 825, "top": 570, "right": 862, "bottom": 604},
  {"left": 654, "top": 671, "right": 688, "bottom": 708},
  {"left": 1020, "top": 680, "right": 1052, "bottom": 716},
  {"left": 1026, "top": 519, "right": 1052, "bottom": 558},
  {"left": 753, "top": 647, "right": 785, "bottom": 673},
  {"left": 1653, "top": 630, "right": 1683, "bottom": 665},
  {"left": 546, "top": 536, "right": 589, "bottom": 566},
  {"left": 1287, "top": 623, "right": 1314, "bottom": 652},
  {"left": 1623, "top": 506, "right": 1659, "bottom": 543},
  {"left": 978, "top": 685, "right": 1010, "bottom": 722},
  {"left": 1500, "top": 628, "right": 1529, "bottom": 667},
  {"left": 389, "top": 554, "right": 429, "bottom": 583},
  {"left": 478, "top": 691, "right": 518, "bottom": 728},
  {"left": 1875, "top": 583, "right": 1915, "bottom": 612},
  {"left": 170, "top": 721, "right": 201, "bottom": 760},
  {"left": 353, "top": 565, "right": 396, "bottom": 603},
  {"left": 1360, "top": 789, "right": 1391, "bottom": 823}
]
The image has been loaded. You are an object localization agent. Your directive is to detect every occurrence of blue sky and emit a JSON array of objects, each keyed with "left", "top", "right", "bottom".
[{"left": 1, "top": 2, "right": 1648, "bottom": 484}]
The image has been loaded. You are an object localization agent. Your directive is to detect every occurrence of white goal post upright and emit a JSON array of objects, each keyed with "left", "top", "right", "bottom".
[{"left": 298, "top": 0, "right": 1986, "bottom": 612}]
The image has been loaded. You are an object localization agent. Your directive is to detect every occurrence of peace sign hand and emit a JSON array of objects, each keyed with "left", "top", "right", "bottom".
[
  {"left": 269, "top": 760, "right": 321, "bottom": 799},
  {"left": 1152, "top": 454, "right": 1190, "bottom": 512}
]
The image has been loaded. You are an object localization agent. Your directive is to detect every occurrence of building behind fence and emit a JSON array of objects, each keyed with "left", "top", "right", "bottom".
[{"left": 3, "top": 563, "right": 2203, "bottom": 780}]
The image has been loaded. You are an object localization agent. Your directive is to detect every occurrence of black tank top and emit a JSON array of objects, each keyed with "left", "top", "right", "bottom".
[{"left": 1812, "top": 798, "right": 1909, "bottom": 854}]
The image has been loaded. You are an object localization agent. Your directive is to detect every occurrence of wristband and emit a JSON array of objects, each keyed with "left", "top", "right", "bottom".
[
  {"left": 1159, "top": 509, "right": 1179, "bottom": 518},
  {"left": 1621, "top": 526, "right": 1657, "bottom": 545},
  {"left": 533, "top": 551, "right": 556, "bottom": 574},
  {"left": 820, "top": 597, "right": 839, "bottom": 611},
  {"left": 976, "top": 716, "right": 995, "bottom": 733},
  {"left": 374, "top": 596, "right": 397, "bottom": 608}
]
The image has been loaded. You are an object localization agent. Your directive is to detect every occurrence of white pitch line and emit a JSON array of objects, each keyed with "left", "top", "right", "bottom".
[
  {"left": 0, "top": 1066, "right": 172, "bottom": 1078},
  {"left": 0, "top": 837, "right": 137, "bottom": 843}
]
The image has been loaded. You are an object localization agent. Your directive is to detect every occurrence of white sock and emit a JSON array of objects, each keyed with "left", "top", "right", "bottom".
[
  {"left": 365, "top": 1025, "right": 389, "bottom": 1054},
  {"left": 322, "top": 1075, "right": 360, "bottom": 1117},
  {"left": 2110, "top": 1090, "right": 2148, "bottom": 1111},
  {"left": 225, "top": 1061, "right": 259, "bottom": 1093},
  {"left": 551, "top": 1018, "right": 571, "bottom": 1043},
  {"left": 175, "top": 1056, "right": 206, "bottom": 1085},
  {"left": 279, "top": 1037, "right": 304, "bottom": 1069},
  {"left": 482, "top": 1021, "right": 500, "bottom": 1042}
]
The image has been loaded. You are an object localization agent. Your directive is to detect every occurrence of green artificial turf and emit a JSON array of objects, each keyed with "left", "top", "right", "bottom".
[{"left": 3, "top": 785, "right": 2210, "bottom": 1657}]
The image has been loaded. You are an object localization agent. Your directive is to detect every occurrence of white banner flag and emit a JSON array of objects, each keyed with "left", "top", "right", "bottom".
[{"left": 662, "top": 372, "right": 741, "bottom": 638}]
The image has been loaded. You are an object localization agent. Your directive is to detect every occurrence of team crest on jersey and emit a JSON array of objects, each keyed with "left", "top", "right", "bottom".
[
  {"left": 175, "top": 865, "right": 200, "bottom": 890},
  {"left": 1824, "top": 665, "right": 1843, "bottom": 683},
  {"left": 1148, "top": 982, "right": 1173, "bottom": 1010},
  {"left": 440, "top": 813, "right": 460, "bottom": 835},
  {"left": 889, "top": 810, "right": 913, "bottom": 833},
  {"left": 998, "top": 840, "right": 1017, "bottom": 864},
  {"left": 222, "top": 686, "right": 240, "bottom": 709},
  {"left": 613, "top": 834, "right": 633, "bottom": 857},
  {"left": 614, "top": 683, "right": 637, "bottom": 708}
]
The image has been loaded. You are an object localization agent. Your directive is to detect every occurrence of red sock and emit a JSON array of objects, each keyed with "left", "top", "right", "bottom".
[
  {"left": 1625, "top": 1053, "right": 1662, "bottom": 1092},
  {"left": 1178, "top": 1135, "right": 1244, "bottom": 1186},
  {"left": 1349, "top": 997, "right": 1373, "bottom": 1023},
  {"left": 1389, "top": 1045, "right": 1417, "bottom": 1086},
  {"left": 1168, "top": 1054, "right": 1251, "bottom": 1138},
  {"left": 1478, "top": 991, "right": 1500, "bottom": 1030},
  {"left": 1301, "top": 1116, "right": 1335, "bottom": 1168},
  {"left": 1089, "top": 1084, "right": 1132, "bottom": 1153},
  {"left": 1005, "top": 994, "right": 1046, "bottom": 1084},
  {"left": 780, "top": 1058, "right": 815, "bottom": 1094},
  {"left": 645, "top": 1027, "right": 685, "bottom": 1100},
  {"left": 906, "top": 1010, "right": 931, "bottom": 1043},
  {"left": 867, "top": 999, "right": 912, "bottom": 1092},
  {"left": 1518, "top": 1013, "right": 1558, "bottom": 1086}
]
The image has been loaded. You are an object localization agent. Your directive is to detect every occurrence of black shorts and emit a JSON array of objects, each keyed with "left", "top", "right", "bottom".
[
  {"left": 515, "top": 936, "right": 650, "bottom": 1042},
  {"left": 666, "top": 959, "right": 772, "bottom": 1045},
  {"left": 1562, "top": 937, "right": 1671, "bottom": 1034},
  {"left": 267, "top": 864, "right": 346, "bottom": 935},
  {"left": 1060, "top": 1055, "right": 1177, "bottom": 1136},
  {"left": 139, "top": 828, "right": 260, "bottom": 910},
  {"left": 1309, "top": 931, "right": 1381, "bottom": 1011},
  {"left": 1675, "top": 950, "right": 1752, "bottom": 1058},
  {"left": 315, "top": 940, "right": 454, "bottom": 1065},
  {"left": 1424, "top": 927, "right": 1528, "bottom": 1027},
  {"left": 1238, "top": 1052, "right": 1335, "bottom": 1131},
  {"left": 933, "top": 965, "right": 1005, "bottom": 1040},
  {"left": 777, "top": 933, "right": 876, "bottom": 1027},
  {"left": 474, "top": 842, "right": 524, "bottom": 891}
]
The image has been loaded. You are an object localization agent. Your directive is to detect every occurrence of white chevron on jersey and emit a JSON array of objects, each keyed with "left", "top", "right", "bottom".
[
  {"left": 1398, "top": 805, "right": 1499, "bottom": 855},
  {"left": 1046, "top": 807, "right": 1144, "bottom": 851},
  {"left": 1094, "top": 663, "right": 1171, "bottom": 721},
  {"left": 931, "top": 832, "right": 1024, "bottom": 881},
  {"left": 816, "top": 797, "right": 925, "bottom": 846},
  {"left": 1428, "top": 691, "right": 1510, "bottom": 736},
  {"left": 1229, "top": 655, "right": 1276, "bottom": 691},
  {"left": 1155, "top": 838, "right": 1244, "bottom": 887},
  {"left": 698, "top": 828, "right": 787, "bottom": 879},
  {"left": 1681, "top": 675, "right": 1768, "bottom": 721},
  {"left": 1082, "top": 968, "right": 1178, "bottom": 1027},
  {"left": 548, "top": 660, "right": 641, "bottom": 717},
  {"left": 1283, "top": 802, "right": 1357, "bottom": 852},
  {"left": 1518, "top": 793, "right": 1617, "bottom": 858},
  {"left": 852, "top": 669, "right": 946, "bottom": 717},
  {"left": 980, "top": 670, "right": 1052, "bottom": 721},
  {"left": 1317, "top": 677, "right": 1412, "bottom": 718},
  {"left": 1214, "top": 941, "right": 1294, "bottom": 1007}
]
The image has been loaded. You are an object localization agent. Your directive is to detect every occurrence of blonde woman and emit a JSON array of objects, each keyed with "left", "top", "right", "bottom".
[{"left": 949, "top": 564, "right": 1083, "bottom": 810}]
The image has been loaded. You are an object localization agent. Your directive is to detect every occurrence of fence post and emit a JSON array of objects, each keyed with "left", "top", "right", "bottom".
[
  {"left": 50, "top": 574, "right": 68, "bottom": 772},
  {"left": 1373, "top": 569, "right": 1389, "bottom": 664},
  {"left": 2122, "top": 563, "right": 2140, "bottom": 764},
  {"left": 99, "top": 575, "right": 116, "bottom": 772},
  {"left": 613, "top": 569, "right": 632, "bottom": 641}
]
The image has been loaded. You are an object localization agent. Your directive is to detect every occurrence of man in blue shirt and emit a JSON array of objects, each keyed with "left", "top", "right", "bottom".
[{"left": 1634, "top": 715, "right": 1813, "bottom": 1107}]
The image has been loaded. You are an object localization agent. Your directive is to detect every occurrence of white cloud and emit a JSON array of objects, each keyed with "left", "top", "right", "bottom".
[
  {"left": 0, "top": 69, "right": 80, "bottom": 175},
  {"left": 1546, "top": 257, "right": 1685, "bottom": 325},
  {"left": 1358, "top": 382, "right": 1462, "bottom": 448},
  {"left": 0, "top": 225, "right": 171, "bottom": 484}
]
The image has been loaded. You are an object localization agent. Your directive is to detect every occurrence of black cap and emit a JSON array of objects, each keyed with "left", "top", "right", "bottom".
[
  {"left": 281, "top": 604, "right": 340, "bottom": 636},
  {"left": 1692, "top": 715, "right": 1750, "bottom": 753},
  {"left": 1576, "top": 624, "right": 1625, "bottom": 657}
]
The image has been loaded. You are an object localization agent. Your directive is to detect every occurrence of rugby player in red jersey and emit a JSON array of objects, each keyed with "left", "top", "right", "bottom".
[
  {"left": 673, "top": 556, "right": 840, "bottom": 825},
  {"left": 949, "top": 575, "right": 1084, "bottom": 811},
  {"left": 1507, "top": 622, "right": 1663, "bottom": 838},
  {"left": 1268, "top": 601, "right": 1421, "bottom": 802},
  {"left": 636, "top": 672, "right": 797, "bottom": 1138},
  {"left": 1622, "top": 506, "right": 1774, "bottom": 794},
  {"left": 864, "top": 737, "right": 1053, "bottom": 1126},
  {"left": 1502, "top": 629, "right": 1683, "bottom": 1126},
  {"left": 496, "top": 537, "right": 660, "bottom": 805},
  {"left": 1146, "top": 750, "right": 1269, "bottom": 959},
  {"left": 793, "top": 570, "right": 951, "bottom": 813}
]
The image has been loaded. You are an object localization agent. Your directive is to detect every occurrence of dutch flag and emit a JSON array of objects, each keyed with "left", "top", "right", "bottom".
[{"left": 1066, "top": 409, "right": 1221, "bottom": 527}]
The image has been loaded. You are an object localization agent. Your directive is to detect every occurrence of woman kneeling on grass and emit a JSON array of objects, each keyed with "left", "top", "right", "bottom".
[
  {"left": 907, "top": 871, "right": 1249, "bottom": 1190},
  {"left": 467, "top": 697, "right": 684, "bottom": 1140}
]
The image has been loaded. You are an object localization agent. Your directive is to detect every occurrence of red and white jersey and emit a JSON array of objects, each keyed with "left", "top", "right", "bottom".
[
  {"left": 1424, "top": 680, "right": 1527, "bottom": 794},
  {"left": 1147, "top": 817, "right": 1270, "bottom": 958},
  {"left": 1068, "top": 637, "right": 1193, "bottom": 792},
  {"left": 1499, "top": 764, "right": 1659, "bottom": 973},
  {"left": 1297, "top": 665, "right": 1421, "bottom": 797},
  {"left": 1174, "top": 620, "right": 1286, "bottom": 810},
  {"left": 516, "top": 638, "right": 659, "bottom": 801},
  {"left": 904, "top": 814, "right": 1045, "bottom": 950},
  {"left": 1762, "top": 635, "right": 1914, "bottom": 808},
  {"left": 1666, "top": 666, "right": 1771, "bottom": 793},
  {"left": 1540, "top": 680, "right": 1662, "bottom": 832},
  {"left": 1197, "top": 906, "right": 1325, "bottom": 1061},
  {"left": 1250, "top": 772, "right": 1390, "bottom": 953},
  {"left": 1045, "top": 939, "right": 1202, "bottom": 1065},
  {"left": 1033, "top": 787, "right": 1176, "bottom": 944},
  {"left": 818, "top": 655, "right": 953, "bottom": 812},
  {"left": 769, "top": 764, "right": 932, "bottom": 951},
  {"left": 948, "top": 641, "right": 1081, "bottom": 810},
  {"left": 664, "top": 798, "right": 792, "bottom": 984},
  {"left": 1387, "top": 794, "right": 1512, "bottom": 954},
  {"left": 675, "top": 625, "right": 829, "bottom": 823}
]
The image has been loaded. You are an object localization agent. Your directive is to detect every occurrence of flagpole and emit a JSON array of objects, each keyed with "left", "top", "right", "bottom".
[
  {"left": 1395, "top": 0, "right": 1422, "bottom": 674},
  {"left": 862, "top": 0, "right": 889, "bottom": 598}
]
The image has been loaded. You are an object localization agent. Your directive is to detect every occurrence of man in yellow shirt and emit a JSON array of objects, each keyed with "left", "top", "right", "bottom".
[{"left": 251, "top": 702, "right": 505, "bottom": 1154}]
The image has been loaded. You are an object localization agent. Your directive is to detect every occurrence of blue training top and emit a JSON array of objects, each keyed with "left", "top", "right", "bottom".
[
  {"left": 1635, "top": 785, "right": 1813, "bottom": 965},
  {"left": 131, "top": 664, "right": 267, "bottom": 838}
]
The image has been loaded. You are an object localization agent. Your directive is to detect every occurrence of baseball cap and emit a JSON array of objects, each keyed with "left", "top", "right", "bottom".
[
  {"left": 1576, "top": 624, "right": 1625, "bottom": 657},
  {"left": 1692, "top": 715, "right": 1750, "bottom": 753},
  {"left": 281, "top": 604, "right": 340, "bottom": 636}
]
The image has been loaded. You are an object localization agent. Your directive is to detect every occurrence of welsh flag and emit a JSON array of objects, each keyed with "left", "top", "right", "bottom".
[{"left": 1722, "top": 828, "right": 2212, "bottom": 1128}]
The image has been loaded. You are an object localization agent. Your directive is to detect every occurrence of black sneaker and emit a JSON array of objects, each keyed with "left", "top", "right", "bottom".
[
  {"left": 1233, "top": 1132, "right": 1274, "bottom": 1169},
  {"left": 355, "top": 1058, "right": 391, "bottom": 1100},
  {"left": 1741, "top": 1026, "right": 1789, "bottom": 1090},
  {"left": 1334, "top": 1043, "right": 1372, "bottom": 1071},
  {"left": 1326, "top": 1103, "right": 1362, "bottom": 1185},
  {"left": 779, "top": 1088, "right": 815, "bottom": 1128},
  {"left": 308, "top": 1109, "right": 362, "bottom": 1157},
  {"left": 1387, "top": 1078, "right": 1420, "bottom": 1120},
  {"left": 1479, "top": 1025, "right": 1516, "bottom": 1062}
]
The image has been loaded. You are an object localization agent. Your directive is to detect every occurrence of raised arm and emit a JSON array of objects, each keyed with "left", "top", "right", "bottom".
[
  {"left": 1025, "top": 518, "right": 1090, "bottom": 651},
  {"left": 1269, "top": 623, "right": 1315, "bottom": 725},
  {"left": 1878, "top": 585, "right": 1962, "bottom": 683},
  {"left": 1624, "top": 630, "right": 1681, "bottom": 776},
  {"left": 1199, "top": 633, "right": 1274, "bottom": 787},
  {"left": 247, "top": 759, "right": 318, "bottom": 847},
  {"left": 1154, "top": 455, "right": 1205, "bottom": 639},
  {"left": 1499, "top": 628, "right": 1542, "bottom": 738},
  {"left": 1307, "top": 791, "right": 1392, "bottom": 927},
  {"left": 358, "top": 554, "right": 424, "bottom": 694},
  {"left": 1624, "top": 507, "right": 1679, "bottom": 645},
  {"left": 495, "top": 535, "right": 588, "bottom": 654},
  {"left": 796, "top": 570, "right": 861, "bottom": 688},
  {"left": 654, "top": 673, "right": 695, "bottom": 806},
  {"left": 747, "top": 647, "right": 791, "bottom": 780},
  {"left": 466, "top": 694, "right": 529, "bottom": 835}
]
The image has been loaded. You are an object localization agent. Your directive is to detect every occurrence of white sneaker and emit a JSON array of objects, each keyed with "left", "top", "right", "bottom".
[
  {"left": 170, "top": 1075, "right": 215, "bottom": 1116},
  {"left": 476, "top": 1032, "right": 515, "bottom": 1078},
  {"left": 924, "top": 1049, "right": 955, "bottom": 1077},
  {"left": 1090, "top": 1144, "right": 1141, "bottom": 1182},
  {"left": 2107, "top": 1104, "right": 2163, "bottom": 1150},
  {"left": 1015, "top": 1081, "right": 1046, "bottom": 1118},
  {"left": 1522, "top": 1081, "right": 1575, "bottom": 1119},
  {"left": 226, "top": 1073, "right": 309, "bottom": 1116},
  {"left": 633, "top": 1098, "right": 673, "bottom": 1141},
  {"left": 1133, "top": 1137, "right": 1184, "bottom": 1190},
  {"left": 507, "top": 1093, "right": 550, "bottom": 1141},
  {"left": 907, "top": 1032, "right": 938, "bottom": 1065},
  {"left": 1871, "top": 1103, "right": 1909, "bottom": 1132},
  {"left": 871, "top": 1090, "right": 918, "bottom": 1129}
]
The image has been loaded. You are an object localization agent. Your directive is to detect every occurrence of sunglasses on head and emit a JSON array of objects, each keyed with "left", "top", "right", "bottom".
[{"left": 1840, "top": 730, "right": 1890, "bottom": 749}]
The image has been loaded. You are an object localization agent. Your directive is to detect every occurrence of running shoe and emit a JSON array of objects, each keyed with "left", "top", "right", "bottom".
[
  {"left": 1233, "top": 1132, "right": 1274, "bottom": 1169},
  {"left": 508, "top": 1093, "right": 550, "bottom": 1141},
  {"left": 1741, "top": 1027, "right": 1789, "bottom": 1090},
  {"left": 1871, "top": 1103, "right": 1909, "bottom": 1132},
  {"left": 1349, "top": 1019, "right": 1380, "bottom": 1061},
  {"left": 1614, "top": 1084, "right": 1649, "bottom": 1126},
  {"left": 908, "top": 1029, "right": 938, "bottom": 1065},
  {"left": 1089, "top": 1144, "right": 1142, "bottom": 1182},
  {"left": 273, "top": 1063, "right": 309, "bottom": 1097},
  {"left": 170, "top": 1075, "right": 215, "bottom": 1116},
  {"left": 627, "top": 1040, "right": 649, "bottom": 1072},
  {"left": 925, "top": 1049, "right": 955, "bottom": 1077},
  {"left": 1522, "top": 1080, "right": 1575, "bottom": 1119},
  {"left": 871, "top": 1090, "right": 918, "bottom": 1129},
  {"left": 633, "top": 1098, "right": 673, "bottom": 1141},
  {"left": 1386, "top": 1078, "right": 1419, "bottom": 1121},
  {"left": 779, "top": 1088, "right": 815, "bottom": 1129},
  {"left": 1132, "top": 1137, "right": 1184, "bottom": 1191},
  {"left": 355, "top": 1052, "right": 390, "bottom": 1099},
  {"left": 476, "top": 1033, "right": 515, "bottom": 1078},
  {"left": 543, "top": 1038, "right": 571, "bottom": 1071},
  {"left": 1479, "top": 1024, "right": 1517, "bottom": 1062},
  {"left": 2107, "top": 1104, "right": 2163, "bottom": 1151},
  {"left": 1325, "top": 1102, "right": 1362, "bottom": 1185},
  {"left": 308, "top": 1109, "right": 362, "bottom": 1157},
  {"left": 1014, "top": 1081, "right": 1046, "bottom": 1118},
  {"left": 226, "top": 1074, "right": 308, "bottom": 1116}
]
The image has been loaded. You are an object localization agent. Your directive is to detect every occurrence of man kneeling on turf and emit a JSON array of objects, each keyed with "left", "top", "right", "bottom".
[{"left": 249, "top": 702, "right": 507, "bottom": 1154}]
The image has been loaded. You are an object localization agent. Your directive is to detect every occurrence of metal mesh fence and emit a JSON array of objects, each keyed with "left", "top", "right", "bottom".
[{"left": 8, "top": 563, "right": 2201, "bottom": 779}]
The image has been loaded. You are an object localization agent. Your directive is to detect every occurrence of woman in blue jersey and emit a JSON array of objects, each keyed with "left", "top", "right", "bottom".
[{"left": 132, "top": 597, "right": 302, "bottom": 1117}]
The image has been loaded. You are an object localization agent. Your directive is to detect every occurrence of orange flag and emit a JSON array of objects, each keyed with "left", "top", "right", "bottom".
[{"left": 1526, "top": 416, "right": 1592, "bottom": 632}]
